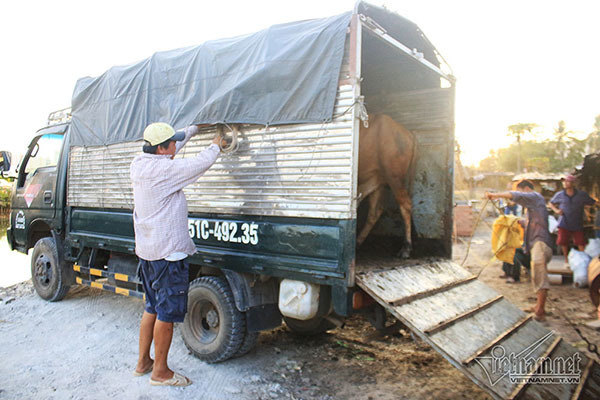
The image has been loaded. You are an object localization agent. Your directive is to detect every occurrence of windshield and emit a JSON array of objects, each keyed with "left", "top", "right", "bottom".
[{"left": 24, "top": 134, "right": 63, "bottom": 175}]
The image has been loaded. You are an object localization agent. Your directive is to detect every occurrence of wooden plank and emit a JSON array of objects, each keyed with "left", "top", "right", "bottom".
[
  {"left": 507, "top": 337, "right": 562, "bottom": 400},
  {"left": 571, "top": 359, "right": 595, "bottom": 400},
  {"left": 546, "top": 255, "right": 575, "bottom": 277},
  {"left": 581, "top": 363, "right": 600, "bottom": 398},
  {"left": 394, "top": 279, "right": 502, "bottom": 333},
  {"left": 462, "top": 318, "right": 555, "bottom": 398},
  {"left": 425, "top": 295, "right": 504, "bottom": 335},
  {"left": 358, "top": 262, "right": 471, "bottom": 303},
  {"left": 390, "top": 275, "right": 477, "bottom": 306},
  {"left": 430, "top": 300, "right": 525, "bottom": 364},
  {"left": 463, "top": 315, "right": 533, "bottom": 365}
]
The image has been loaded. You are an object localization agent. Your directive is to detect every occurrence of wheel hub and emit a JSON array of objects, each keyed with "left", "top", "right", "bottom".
[
  {"left": 34, "top": 254, "right": 52, "bottom": 287},
  {"left": 206, "top": 309, "right": 219, "bottom": 328},
  {"left": 189, "top": 299, "right": 221, "bottom": 344}
]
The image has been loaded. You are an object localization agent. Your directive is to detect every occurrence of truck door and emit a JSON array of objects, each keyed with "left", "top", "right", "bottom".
[{"left": 11, "top": 133, "right": 64, "bottom": 249}]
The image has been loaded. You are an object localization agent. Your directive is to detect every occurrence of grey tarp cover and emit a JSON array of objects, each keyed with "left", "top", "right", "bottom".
[{"left": 70, "top": 12, "right": 352, "bottom": 147}]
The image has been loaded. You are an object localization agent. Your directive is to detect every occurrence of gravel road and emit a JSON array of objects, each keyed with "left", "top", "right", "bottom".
[{"left": 0, "top": 283, "right": 279, "bottom": 400}]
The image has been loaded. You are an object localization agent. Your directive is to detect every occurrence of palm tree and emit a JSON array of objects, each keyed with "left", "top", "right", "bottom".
[
  {"left": 586, "top": 114, "right": 600, "bottom": 153},
  {"left": 508, "top": 123, "right": 538, "bottom": 172},
  {"left": 553, "top": 120, "right": 570, "bottom": 156}
]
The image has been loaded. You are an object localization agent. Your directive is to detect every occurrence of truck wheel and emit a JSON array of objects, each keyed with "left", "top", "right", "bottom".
[
  {"left": 234, "top": 330, "right": 259, "bottom": 358},
  {"left": 31, "top": 237, "right": 70, "bottom": 302},
  {"left": 284, "top": 315, "right": 335, "bottom": 335},
  {"left": 182, "top": 276, "right": 245, "bottom": 363}
]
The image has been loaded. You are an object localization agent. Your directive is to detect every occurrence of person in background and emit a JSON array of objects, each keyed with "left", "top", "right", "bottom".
[
  {"left": 501, "top": 247, "right": 530, "bottom": 283},
  {"left": 499, "top": 182, "right": 526, "bottom": 283},
  {"left": 486, "top": 180, "right": 553, "bottom": 321},
  {"left": 501, "top": 182, "right": 521, "bottom": 216},
  {"left": 548, "top": 174, "right": 599, "bottom": 264}
]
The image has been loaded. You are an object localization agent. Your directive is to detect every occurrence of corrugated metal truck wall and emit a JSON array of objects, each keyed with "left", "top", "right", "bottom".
[{"left": 68, "top": 42, "right": 356, "bottom": 220}]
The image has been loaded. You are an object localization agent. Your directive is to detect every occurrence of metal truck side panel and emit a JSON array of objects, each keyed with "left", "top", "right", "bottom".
[
  {"left": 67, "top": 208, "right": 354, "bottom": 286},
  {"left": 67, "top": 86, "right": 356, "bottom": 220}
]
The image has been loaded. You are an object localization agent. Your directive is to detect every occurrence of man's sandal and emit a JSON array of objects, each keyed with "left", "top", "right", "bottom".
[
  {"left": 133, "top": 362, "right": 154, "bottom": 377},
  {"left": 149, "top": 372, "right": 192, "bottom": 387}
]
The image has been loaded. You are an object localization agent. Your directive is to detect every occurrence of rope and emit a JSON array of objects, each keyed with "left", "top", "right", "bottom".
[
  {"left": 555, "top": 306, "right": 600, "bottom": 362},
  {"left": 219, "top": 123, "right": 240, "bottom": 154},
  {"left": 331, "top": 97, "right": 369, "bottom": 127}
]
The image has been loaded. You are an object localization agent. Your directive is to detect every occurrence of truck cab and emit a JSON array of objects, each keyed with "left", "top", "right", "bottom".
[{"left": 8, "top": 123, "right": 69, "bottom": 254}]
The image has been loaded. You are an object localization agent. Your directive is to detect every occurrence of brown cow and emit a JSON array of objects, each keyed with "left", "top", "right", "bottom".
[{"left": 357, "top": 114, "right": 416, "bottom": 258}]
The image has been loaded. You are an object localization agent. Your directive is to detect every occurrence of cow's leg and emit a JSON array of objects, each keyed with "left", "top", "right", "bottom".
[
  {"left": 357, "top": 176, "right": 381, "bottom": 206},
  {"left": 356, "top": 186, "right": 385, "bottom": 246},
  {"left": 391, "top": 186, "right": 412, "bottom": 259}
]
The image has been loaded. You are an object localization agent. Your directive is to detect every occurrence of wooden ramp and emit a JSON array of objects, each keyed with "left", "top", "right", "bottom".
[{"left": 356, "top": 261, "right": 600, "bottom": 400}]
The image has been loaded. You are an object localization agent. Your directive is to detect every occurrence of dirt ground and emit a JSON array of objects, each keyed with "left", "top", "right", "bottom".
[{"left": 1, "top": 213, "right": 600, "bottom": 399}]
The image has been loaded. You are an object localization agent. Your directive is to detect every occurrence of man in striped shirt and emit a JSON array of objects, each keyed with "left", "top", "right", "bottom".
[{"left": 131, "top": 122, "right": 223, "bottom": 386}]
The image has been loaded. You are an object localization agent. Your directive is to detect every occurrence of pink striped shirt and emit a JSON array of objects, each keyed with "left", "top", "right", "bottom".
[{"left": 130, "top": 127, "right": 220, "bottom": 260}]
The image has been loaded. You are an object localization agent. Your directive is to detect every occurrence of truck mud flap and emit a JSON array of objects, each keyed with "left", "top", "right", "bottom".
[{"left": 356, "top": 261, "right": 600, "bottom": 400}]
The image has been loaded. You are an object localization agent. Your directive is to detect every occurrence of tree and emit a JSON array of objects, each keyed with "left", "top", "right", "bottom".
[
  {"left": 479, "top": 149, "right": 498, "bottom": 171},
  {"left": 586, "top": 114, "right": 600, "bottom": 153},
  {"left": 553, "top": 120, "right": 571, "bottom": 156},
  {"left": 507, "top": 123, "right": 538, "bottom": 173}
]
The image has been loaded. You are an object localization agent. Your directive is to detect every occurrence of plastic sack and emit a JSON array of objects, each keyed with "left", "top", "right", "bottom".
[
  {"left": 585, "top": 238, "right": 600, "bottom": 259},
  {"left": 491, "top": 215, "right": 524, "bottom": 264},
  {"left": 548, "top": 215, "right": 558, "bottom": 234},
  {"left": 569, "top": 249, "right": 591, "bottom": 288}
]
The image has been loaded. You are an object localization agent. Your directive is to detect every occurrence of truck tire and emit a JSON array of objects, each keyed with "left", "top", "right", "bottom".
[
  {"left": 234, "top": 331, "right": 259, "bottom": 358},
  {"left": 182, "top": 276, "right": 245, "bottom": 363},
  {"left": 283, "top": 315, "right": 335, "bottom": 335},
  {"left": 30, "top": 237, "right": 70, "bottom": 302}
]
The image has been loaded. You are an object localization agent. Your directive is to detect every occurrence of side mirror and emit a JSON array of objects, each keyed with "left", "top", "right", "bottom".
[{"left": 0, "top": 151, "right": 11, "bottom": 172}]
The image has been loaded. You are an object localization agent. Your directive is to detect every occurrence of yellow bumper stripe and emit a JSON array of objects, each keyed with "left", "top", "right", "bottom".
[
  {"left": 91, "top": 282, "right": 103, "bottom": 289},
  {"left": 114, "top": 273, "right": 129, "bottom": 282}
]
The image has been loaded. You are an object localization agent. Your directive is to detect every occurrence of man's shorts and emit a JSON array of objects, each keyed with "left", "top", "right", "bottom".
[
  {"left": 138, "top": 258, "right": 189, "bottom": 323},
  {"left": 530, "top": 241, "right": 552, "bottom": 292},
  {"left": 556, "top": 227, "right": 586, "bottom": 247}
]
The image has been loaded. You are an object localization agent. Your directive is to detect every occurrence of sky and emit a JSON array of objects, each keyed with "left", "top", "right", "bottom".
[{"left": 1, "top": 0, "right": 599, "bottom": 166}]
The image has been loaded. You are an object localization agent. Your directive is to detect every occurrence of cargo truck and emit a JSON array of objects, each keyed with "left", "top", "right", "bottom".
[{"left": 3, "top": 2, "right": 598, "bottom": 398}]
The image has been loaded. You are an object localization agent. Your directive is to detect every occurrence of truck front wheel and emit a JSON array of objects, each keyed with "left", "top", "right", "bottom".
[
  {"left": 31, "top": 237, "right": 70, "bottom": 302},
  {"left": 182, "top": 276, "right": 246, "bottom": 363}
]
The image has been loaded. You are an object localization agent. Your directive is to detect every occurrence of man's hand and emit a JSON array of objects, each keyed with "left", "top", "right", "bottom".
[
  {"left": 212, "top": 133, "right": 229, "bottom": 149},
  {"left": 549, "top": 203, "right": 563, "bottom": 215},
  {"left": 485, "top": 191, "right": 512, "bottom": 201}
]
